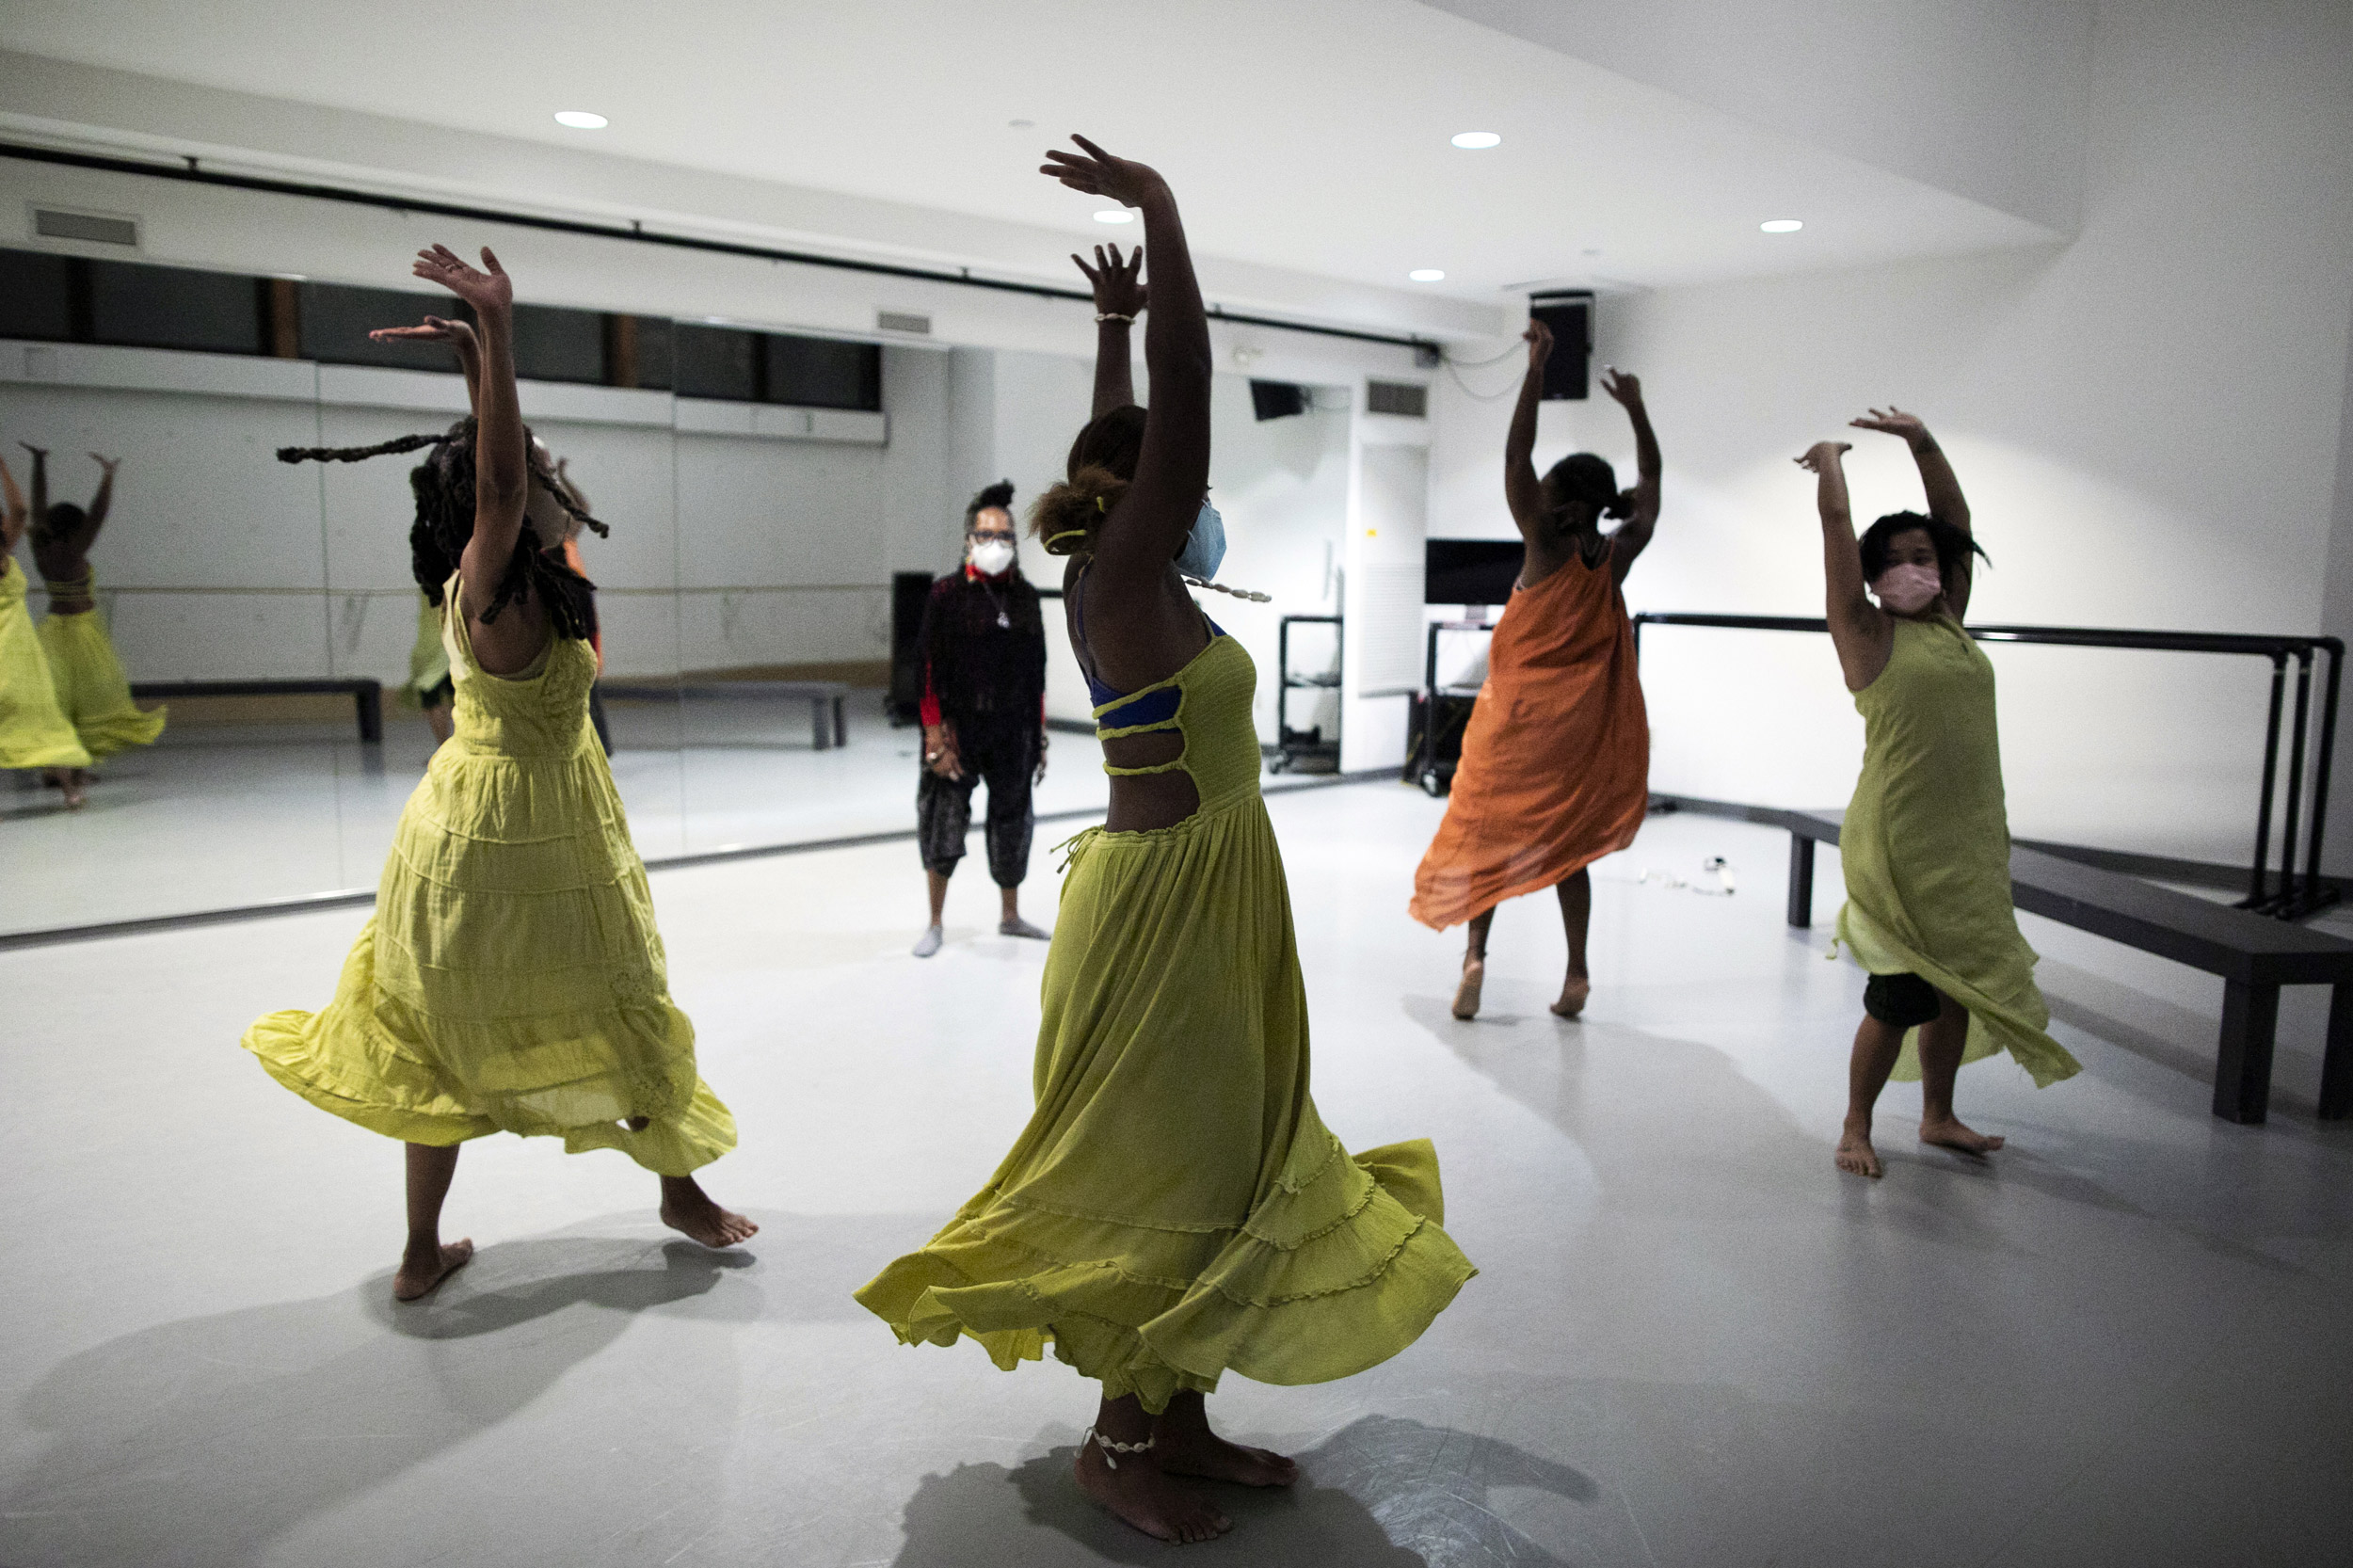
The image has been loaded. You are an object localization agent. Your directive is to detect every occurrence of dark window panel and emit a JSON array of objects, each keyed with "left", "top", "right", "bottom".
[
  {"left": 0, "top": 249, "right": 75, "bottom": 342},
  {"left": 673, "top": 323, "right": 759, "bottom": 401},
  {"left": 88, "top": 260, "right": 262, "bottom": 355},
  {"left": 763, "top": 333, "right": 880, "bottom": 411},
  {"left": 631, "top": 315, "right": 674, "bottom": 390},
  {"left": 298, "top": 281, "right": 468, "bottom": 373},
  {"left": 511, "top": 302, "right": 606, "bottom": 385}
]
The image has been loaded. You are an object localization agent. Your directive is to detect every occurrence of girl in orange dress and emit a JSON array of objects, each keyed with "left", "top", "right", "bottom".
[{"left": 1410, "top": 320, "right": 1662, "bottom": 1019}]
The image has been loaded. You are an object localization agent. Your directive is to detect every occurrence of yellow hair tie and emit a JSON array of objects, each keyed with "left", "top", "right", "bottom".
[
  {"left": 1096, "top": 495, "right": 1108, "bottom": 513},
  {"left": 1044, "top": 528, "right": 1093, "bottom": 556}
]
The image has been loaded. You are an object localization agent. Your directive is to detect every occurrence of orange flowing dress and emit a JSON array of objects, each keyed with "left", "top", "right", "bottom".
[{"left": 1409, "top": 550, "right": 1650, "bottom": 929}]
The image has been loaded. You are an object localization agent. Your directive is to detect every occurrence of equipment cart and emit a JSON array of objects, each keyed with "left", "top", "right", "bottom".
[{"left": 1272, "top": 614, "right": 1343, "bottom": 773}]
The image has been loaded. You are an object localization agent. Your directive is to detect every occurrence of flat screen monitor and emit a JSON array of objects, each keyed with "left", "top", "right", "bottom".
[{"left": 1425, "top": 539, "right": 1523, "bottom": 605}]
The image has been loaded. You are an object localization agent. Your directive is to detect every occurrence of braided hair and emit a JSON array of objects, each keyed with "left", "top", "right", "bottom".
[{"left": 277, "top": 421, "right": 606, "bottom": 638}]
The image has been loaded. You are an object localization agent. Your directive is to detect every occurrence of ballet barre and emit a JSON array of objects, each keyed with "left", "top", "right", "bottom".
[
  {"left": 599, "top": 680, "right": 849, "bottom": 749},
  {"left": 131, "top": 678, "right": 382, "bottom": 744},
  {"left": 1632, "top": 613, "right": 2345, "bottom": 922}
]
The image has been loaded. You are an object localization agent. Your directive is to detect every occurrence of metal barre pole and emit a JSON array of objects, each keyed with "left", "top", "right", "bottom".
[
  {"left": 2305, "top": 642, "right": 2343, "bottom": 897},
  {"left": 2276, "top": 649, "right": 2313, "bottom": 912},
  {"left": 2249, "top": 653, "right": 2287, "bottom": 907}
]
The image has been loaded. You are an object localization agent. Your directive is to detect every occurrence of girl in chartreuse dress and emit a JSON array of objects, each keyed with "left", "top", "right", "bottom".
[
  {"left": 1796, "top": 409, "right": 2080, "bottom": 1183},
  {"left": 856, "top": 139, "right": 1475, "bottom": 1546},
  {"left": 246, "top": 245, "right": 752, "bottom": 1303}
]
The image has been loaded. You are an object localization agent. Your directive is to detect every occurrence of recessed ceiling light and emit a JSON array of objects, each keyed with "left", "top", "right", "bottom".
[
  {"left": 1095, "top": 209, "right": 1134, "bottom": 224},
  {"left": 1409, "top": 268, "right": 1447, "bottom": 282},
  {"left": 553, "top": 110, "right": 608, "bottom": 130},
  {"left": 1450, "top": 131, "right": 1501, "bottom": 150},
  {"left": 1760, "top": 218, "right": 1803, "bottom": 233},
  {"left": 1008, "top": 118, "right": 1034, "bottom": 129}
]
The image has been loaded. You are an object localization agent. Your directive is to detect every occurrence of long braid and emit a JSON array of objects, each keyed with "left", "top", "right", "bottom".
[
  {"left": 275, "top": 432, "right": 444, "bottom": 465},
  {"left": 280, "top": 419, "right": 602, "bottom": 636}
]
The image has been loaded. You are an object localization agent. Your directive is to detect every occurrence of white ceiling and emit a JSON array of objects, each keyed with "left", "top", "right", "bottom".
[{"left": 1, "top": 0, "right": 2061, "bottom": 331}]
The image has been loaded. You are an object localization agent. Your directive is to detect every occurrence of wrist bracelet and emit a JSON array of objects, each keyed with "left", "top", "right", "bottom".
[{"left": 1095, "top": 312, "right": 1136, "bottom": 324}]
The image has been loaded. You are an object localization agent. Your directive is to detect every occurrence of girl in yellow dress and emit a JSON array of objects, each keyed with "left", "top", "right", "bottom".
[
  {"left": 1796, "top": 410, "right": 2079, "bottom": 1181},
  {"left": 856, "top": 141, "right": 1475, "bottom": 1545},
  {"left": 0, "top": 448, "right": 90, "bottom": 805},
  {"left": 245, "top": 246, "right": 752, "bottom": 1302},
  {"left": 24, "top": 447, "right": 168, "bottom": 781}
]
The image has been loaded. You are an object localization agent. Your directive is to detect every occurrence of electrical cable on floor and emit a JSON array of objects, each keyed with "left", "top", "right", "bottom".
[{"left": 1598, "top": 856, "right": 1737, "bottom": 896}]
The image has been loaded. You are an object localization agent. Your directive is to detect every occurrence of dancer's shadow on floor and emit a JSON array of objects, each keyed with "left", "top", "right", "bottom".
[
  {"left": 1, "top": 1233, "right": 753, "bottom": 1567},
  {"left": 891, "top": 1415, "right": 1595, "bottom": 1567}
]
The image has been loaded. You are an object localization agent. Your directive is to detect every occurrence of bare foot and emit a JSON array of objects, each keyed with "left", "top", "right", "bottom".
[
  {"left": 660, "top": 1176, "right": 758, "bottom": 1247},
  {"left": 1921, "top": 1116, "right": 2005, "bottom": 1157},
  {"left": 1074, "top": 1441, "right": 1232, "bottom": 1544},
  {"left": 1550, "top": 974, "right": 1591, "bottom": 1018},
  {"left": 1156, "top": 1424, "right": 1300, "bottom": 1488},
  {"left": 1452, "top": 956, "right": 1484, "bottom": 1020},
  {"left": 393, "top": 1238, "right": 474, "bottom": 1301},
  {"left": 1834, "top": 1125, "right": 1882, "bottom": 1178}
]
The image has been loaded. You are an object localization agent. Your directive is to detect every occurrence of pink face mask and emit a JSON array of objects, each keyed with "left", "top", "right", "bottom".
[{"left": 1870, "top": 562, "right": 1944, "bottom": 615}]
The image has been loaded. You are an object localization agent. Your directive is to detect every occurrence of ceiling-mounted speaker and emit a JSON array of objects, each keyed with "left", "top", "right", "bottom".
[{"left": 1529, "top": 289, "right": 1593, "bottom": 401}]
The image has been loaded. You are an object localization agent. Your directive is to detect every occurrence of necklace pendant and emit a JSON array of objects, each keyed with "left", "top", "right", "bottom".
[{"left": 997, "top": 611, "right": 1011, "bottom": 629}]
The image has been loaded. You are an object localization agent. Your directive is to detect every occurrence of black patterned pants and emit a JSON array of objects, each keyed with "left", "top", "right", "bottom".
[{"left": 917, "top": 718, "right": 1038, "bottom": 888}]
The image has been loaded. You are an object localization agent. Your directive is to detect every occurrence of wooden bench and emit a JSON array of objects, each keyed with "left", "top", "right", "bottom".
[
  {"left": 131, "top": 679, "right": 382, "bottom": 744},
  {"left": 600, "top": 680, "right": 849, "bottom": 750},
  {"left": 1782, "top": 808, "right": 2353, "bottom": 1125}
]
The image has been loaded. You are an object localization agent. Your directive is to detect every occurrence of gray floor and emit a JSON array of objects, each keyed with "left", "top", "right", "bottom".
[{"left": 2, "top": 790, "right": 2348, "bottom": 1566}]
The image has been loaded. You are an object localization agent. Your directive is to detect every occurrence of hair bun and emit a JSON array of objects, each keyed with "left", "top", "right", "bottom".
[
  {"left": 972, "top": 479, "right": 1016, "bottom": 512},
  {"left": 1603, "top": 488, "right": 1637, "bottom": 521},
  {"left": 1031, "top": 465, "right": 1128, "bottom": 555}
]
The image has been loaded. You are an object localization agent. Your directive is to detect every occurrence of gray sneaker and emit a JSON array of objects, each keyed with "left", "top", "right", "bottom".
[
  {"left": 912, "top": 924, "right": 944, "bottom": 958},
  {"left": 999, "top": 917, "right": 1050, "bottom": 940}
]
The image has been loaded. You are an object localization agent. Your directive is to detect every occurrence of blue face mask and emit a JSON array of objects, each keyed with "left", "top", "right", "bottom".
[{"left": 1175, "top": 498, "right": 1225, "bottom": 582}]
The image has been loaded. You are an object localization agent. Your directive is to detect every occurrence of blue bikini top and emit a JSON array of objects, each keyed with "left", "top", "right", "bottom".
[{"left": 1073, "top": 570, "right": 1224, "bottom": 736}]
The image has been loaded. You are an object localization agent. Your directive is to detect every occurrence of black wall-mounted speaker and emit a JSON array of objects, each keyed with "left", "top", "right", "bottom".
[{"left": 1529, "top": 290, "right": 1593, "bottom": 401}]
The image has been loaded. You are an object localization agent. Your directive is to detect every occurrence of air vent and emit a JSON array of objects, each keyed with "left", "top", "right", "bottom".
[
  {"left": 32, "top": 205, "right": 140, "bottom": 248},
  {"left": 1366, "top": 379, "right": 1429, "bottom": 418},
  {"left": 875, "top": 310, "right": 931, "bottom": 335}
]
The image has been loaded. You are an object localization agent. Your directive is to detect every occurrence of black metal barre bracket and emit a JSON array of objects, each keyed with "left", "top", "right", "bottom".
[{"left": 1629, "top": 613, "right": 2345, "bottom": 922}]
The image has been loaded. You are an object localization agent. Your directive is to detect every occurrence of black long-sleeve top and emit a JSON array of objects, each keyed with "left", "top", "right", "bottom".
[{"left": 918, "top": 567, "right": 1047, "bottom": 731}]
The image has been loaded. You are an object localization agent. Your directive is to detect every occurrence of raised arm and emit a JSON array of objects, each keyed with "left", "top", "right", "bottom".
[
  {"left": 388, "top": 248, "right": 532, "bottom": 669},
  {"left": 21, "top": 443, "right": 48, "bottom": 535},
  {"left": 1042, "top": 137, "right": 1210, "bottom": 598},
  {"left": 1796, "top": 440, "right": 1891, "bottom": 691},
  {"left": 1599, "top": 366, "right": 1660, "bottom": 584},
  {"left": 1074, "top": 243, "right": 1144, "bottom": 417},
  {"left": 373, "top": 314, "right": 483, "bottom": 414},
  {"left": 1852, "top": 406, "right": 1971, "bottom": 618},
  {"left": 1501, "top": 321, "right": 1552, "bottom": 544},
  {"left": 0, "top": 450, "right": 24, "bottom": 561},
  {"left": 75, "top": 454, "right": 120, "bottom": 552}
]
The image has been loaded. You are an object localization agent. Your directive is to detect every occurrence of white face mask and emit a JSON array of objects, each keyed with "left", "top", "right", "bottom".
[
  {"left": 969, "top": 537, "right": 1016, "bottom": 576},
  {"left": 1870, "top": 562, "right": 1944, "bottom": 615}
]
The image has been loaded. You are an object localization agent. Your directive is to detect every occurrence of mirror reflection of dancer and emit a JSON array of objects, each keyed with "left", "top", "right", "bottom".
[
  {"left": 0, "top": 446, "right": 91, "bottom": 805},
  {"left": 1410, "top": 320, "right": 1661, "bottom": 1021},
  {"left": 24, "top": 448, "right": 167, "bottom": 789},
  {"left": 911, "top": 480, "right": 1050, "bottom": 956},
  {"left": 1798, "top": 411, "right": 2080, "bottom": 1180},
  {"left": 857, "top": 145, "right": 1475, "bottom": 1546},
  {"left": 248, "top": 247, "right": 753, "bottom": 1303}
]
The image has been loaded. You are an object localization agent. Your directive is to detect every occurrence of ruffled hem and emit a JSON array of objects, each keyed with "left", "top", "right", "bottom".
[
  {"left": 855, "top": 1136, "right": 1476, "bottom": 1413},
  {"left": 1834, "top": 901, "right": 2082, "bottom": 1089},
  {"left": 243, "top": 1005, "right": 736, "bottom": 1176}
]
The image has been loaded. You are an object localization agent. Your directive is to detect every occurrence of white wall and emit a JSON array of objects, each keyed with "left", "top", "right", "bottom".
[{"left": 1427, "top": 0, "right": 2353, "bottom": 869}]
